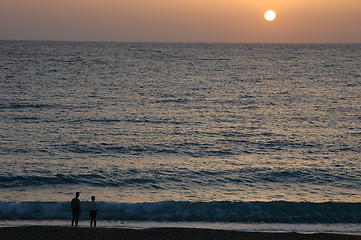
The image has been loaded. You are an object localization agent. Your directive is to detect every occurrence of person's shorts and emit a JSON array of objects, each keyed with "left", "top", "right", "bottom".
[
  {"left": 72, "top": 210, "right": 80, "bottom": 218},
  {"left": 89, "top": 210, "right": 97, "bottom": 218}
]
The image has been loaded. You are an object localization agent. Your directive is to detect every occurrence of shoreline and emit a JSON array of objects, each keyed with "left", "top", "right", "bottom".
[
  {"left": 1, "top": 226, "right": 361, "bottom": 240},
  {"left": 1, "top": 220, "right": 360, "bottom": 235}
]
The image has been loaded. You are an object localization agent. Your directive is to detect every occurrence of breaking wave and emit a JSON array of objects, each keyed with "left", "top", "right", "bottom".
[{"left": 1, "top": 201, "right": 360, "bottom": 223}]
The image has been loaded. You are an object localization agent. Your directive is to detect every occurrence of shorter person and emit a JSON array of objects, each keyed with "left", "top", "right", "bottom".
[{"left": 89, "top": 196, "right": 97, "bottom": 228}]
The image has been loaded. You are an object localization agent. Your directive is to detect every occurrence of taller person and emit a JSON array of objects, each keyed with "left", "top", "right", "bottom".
[{"left": 71, "top": 192, "right": 81, "bottom": 227}]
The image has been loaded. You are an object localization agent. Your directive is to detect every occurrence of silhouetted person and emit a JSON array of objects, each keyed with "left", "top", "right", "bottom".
[
  {"left": 71, "top": 192, "right": 81, "bottom": 227},
  {"left": 89, "top": 196, "right": 97, "bottom": 228}
]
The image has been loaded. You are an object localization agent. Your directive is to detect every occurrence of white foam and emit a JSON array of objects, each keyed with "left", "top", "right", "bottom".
[{"left": 0, "top": 220, "right": 360, "bottom": 235}]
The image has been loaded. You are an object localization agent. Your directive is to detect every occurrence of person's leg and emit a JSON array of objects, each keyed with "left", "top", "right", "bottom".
[
  {"left": 90, "top": 212, "right": 94, "bottom": 227},
  {"left": 71, "top": 212, "right": 75, "bottom": 227},
  {"left": 74, "top": 214, "right": 79, "bottom": 227},
  {"left": 94, "top": 212, "right": 97, "bottom": 227}
]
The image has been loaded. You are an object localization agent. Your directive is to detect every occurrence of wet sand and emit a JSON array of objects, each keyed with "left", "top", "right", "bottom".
[{"left": 1, "top": 226, "right": 360, "bottom": 240}]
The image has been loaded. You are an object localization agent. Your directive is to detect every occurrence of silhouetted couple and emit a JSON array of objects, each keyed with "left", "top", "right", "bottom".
[{"left": 71, "top": 192, "right": 97, "bottom": 227}]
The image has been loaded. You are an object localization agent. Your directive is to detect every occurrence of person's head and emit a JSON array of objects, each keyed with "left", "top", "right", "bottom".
[
  {"left": 75, "top": 192, "right": 80, "bottom": 198},
  {"left": 91, "top": 196, "right": 95, "bottom": 201}
]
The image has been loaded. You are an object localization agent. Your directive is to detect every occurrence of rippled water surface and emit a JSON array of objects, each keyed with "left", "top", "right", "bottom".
[{"left": 0, "top": 41, "right": 360, "bottom": 209}]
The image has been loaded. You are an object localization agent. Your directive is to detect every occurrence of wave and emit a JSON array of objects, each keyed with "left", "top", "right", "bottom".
[
  {"left": 3, "top": 132, "right": 359, "bottom": 158},
  {"left": 0, "top": 103, "right": 55, "bottom": 110},
  {"left": 0, "top": 201, "right": 360, "bottom": 223},
  {"left": 1, "top": 166, "right": 360, "bottom": 189}
]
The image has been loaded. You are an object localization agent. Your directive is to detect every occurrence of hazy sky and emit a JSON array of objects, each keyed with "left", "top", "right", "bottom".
[{"left": 1, "top": 0, "right": 360, "bottom": 43}]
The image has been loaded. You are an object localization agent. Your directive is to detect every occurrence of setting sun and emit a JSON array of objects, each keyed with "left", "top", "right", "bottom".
[{"left": 264, "top": 10, "right": 276, "bottom": 21}]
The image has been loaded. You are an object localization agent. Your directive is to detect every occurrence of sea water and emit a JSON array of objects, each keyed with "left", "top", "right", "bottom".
[{"left": 0, "top": 41, "right": 360, "bottom": 232}]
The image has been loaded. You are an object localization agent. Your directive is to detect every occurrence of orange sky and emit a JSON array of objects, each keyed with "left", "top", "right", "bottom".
[{"left": 1, "top": 0, "right": 360, "bottom": 43}]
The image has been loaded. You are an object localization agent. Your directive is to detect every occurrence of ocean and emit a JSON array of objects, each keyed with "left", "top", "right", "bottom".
[{"left": 0, "top": 41, "right": 360, "bottom": 232}]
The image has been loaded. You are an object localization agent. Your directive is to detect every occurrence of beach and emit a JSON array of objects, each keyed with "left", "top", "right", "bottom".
[{"left": 1, "top": 227, "right": 361, "bottom": 240}]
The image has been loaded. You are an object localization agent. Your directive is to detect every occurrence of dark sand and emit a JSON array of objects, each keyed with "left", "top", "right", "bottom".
[{"left": 1, "top": 227, "right": 360, "bottom": 240}]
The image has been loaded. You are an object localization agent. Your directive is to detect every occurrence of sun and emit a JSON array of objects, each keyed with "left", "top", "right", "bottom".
[{"left": 264, "top": 10, "right": 276, "bottom": 22}]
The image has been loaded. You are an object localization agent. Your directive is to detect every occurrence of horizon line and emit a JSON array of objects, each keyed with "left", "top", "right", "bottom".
[{"left": 1, "top": 39, "right": 361, "bottom": 45}]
